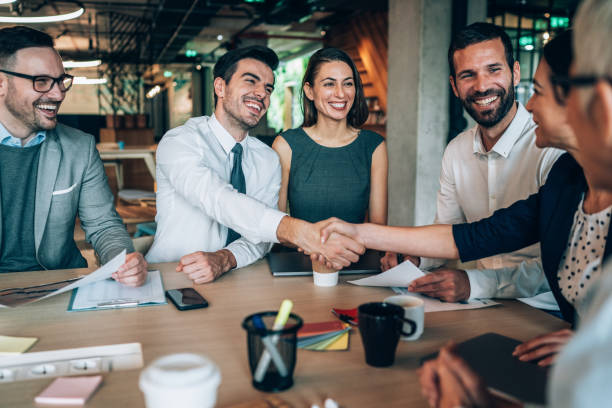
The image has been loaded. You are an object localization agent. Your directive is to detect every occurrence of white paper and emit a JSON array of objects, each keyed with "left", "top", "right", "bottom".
[
  {"left": 391, "top": 287, "right": 499, "bottom": 313},
  {"left": 40, "top": 250, "right": 127, "bottom": 300},
  {"left": 348, "top": 260, "right": 426, "bottom": 287},
  {"left": 70, "top": 270, "right": 165, "bottom": 310}
]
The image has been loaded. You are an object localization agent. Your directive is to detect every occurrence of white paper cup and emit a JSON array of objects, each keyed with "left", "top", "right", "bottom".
[
  {"left": 384, "top": 295, "right": 425, "bottom": 341},
  {"left": 139, "top": 353, "right": 221, "bottom": 408},
  {"left": 312, "top": 260, "right": 338, "bottom": 287}
]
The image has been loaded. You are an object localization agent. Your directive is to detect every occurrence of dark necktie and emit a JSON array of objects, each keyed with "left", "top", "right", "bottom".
[{"left": 225, "top": 143, "right": 246, "bottom": 246}]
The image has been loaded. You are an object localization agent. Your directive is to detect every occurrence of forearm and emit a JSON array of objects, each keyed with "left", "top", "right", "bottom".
[
  {"left": 356, "top": 223, "right": 459, "bottom": 259},
  {"left": 276, "top": 216, "right": 314, "bottom": 250}
]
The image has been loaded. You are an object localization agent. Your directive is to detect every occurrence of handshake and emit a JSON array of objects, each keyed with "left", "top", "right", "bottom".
[{"left": 277, "top": 216, "right": 366, "bottom": 270}]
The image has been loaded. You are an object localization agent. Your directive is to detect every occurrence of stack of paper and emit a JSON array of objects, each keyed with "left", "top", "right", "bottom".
[{"left": 297, "top": 321, "right": 351, "bottom": 351}]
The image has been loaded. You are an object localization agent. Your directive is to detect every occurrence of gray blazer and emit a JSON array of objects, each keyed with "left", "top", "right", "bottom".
[{"left": 0, "top": 124, "right": 134, "bottom": 270}]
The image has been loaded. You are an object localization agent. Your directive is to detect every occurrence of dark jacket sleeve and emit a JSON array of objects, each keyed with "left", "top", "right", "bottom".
[{"left": 452, "top": 192, "right": 541, "bottom": 262}]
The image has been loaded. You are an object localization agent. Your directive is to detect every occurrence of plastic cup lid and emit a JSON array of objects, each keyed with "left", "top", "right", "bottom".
[{"left": 140, "top": 353, "right": 221, "bottom": 389}]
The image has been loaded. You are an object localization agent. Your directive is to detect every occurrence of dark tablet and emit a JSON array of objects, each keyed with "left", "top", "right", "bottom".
[
  {"left": 267, "top": 250, "right": 381, "bottom": 276},
  {"left": 421, "top": 332, "right": 548, "bottom": 405}
]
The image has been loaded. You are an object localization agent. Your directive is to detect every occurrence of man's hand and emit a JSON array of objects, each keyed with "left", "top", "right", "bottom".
[
  {"left": 319, "top": 218, "right": 364, "bottom": 246},
  {"left": 419, "top": 344, "right": 519, "bottom": 408},
  {"left": 176, "top": 249, "right": 236, "bottom": 284},
  {"left": 380, "top": 252, "right": 420, "bottom": 271},
  {"left": 512, "top": 328, "right": 573, "bottom": 366},
  {"left": 408, "top": 268, "right": 470, "bottom": 302},
  {"left": 277, "top": 217, "right": 365, "bottom": 269},
  {"left": 112, "top": 252, "right": 148, "bottom": 287}
]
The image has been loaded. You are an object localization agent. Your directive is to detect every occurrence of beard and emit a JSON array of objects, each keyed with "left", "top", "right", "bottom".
[
  {"left": 462, "top": 82, "right": 515, "bottom": 128},
  {"left": 5, "top": 80, "right": 58, "bottom": 132}
]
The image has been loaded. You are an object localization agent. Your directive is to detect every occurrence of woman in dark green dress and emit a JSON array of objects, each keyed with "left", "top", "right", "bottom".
[{"left": 272, "top": 48, "right": 388, "bottom": 235}]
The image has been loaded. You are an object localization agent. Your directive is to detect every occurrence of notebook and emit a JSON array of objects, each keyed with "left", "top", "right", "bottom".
[
  {"left": 421, "top": 332, "right": 548, "bottom": 405},
  {"left": 35, "top": 375, "right": 103, "bottom": 405},
  {"left": 267, "top": 250, "right": 381, "bottom": 276}
]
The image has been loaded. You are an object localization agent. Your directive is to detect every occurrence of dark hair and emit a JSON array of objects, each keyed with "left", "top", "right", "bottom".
[
  {"left": 301, "top": 47, "right": 369, "bottom": 128},
  {"left": 213, "top": 45, "right": 279, "bottom": 106},
  {"left": 0, "top": 26, "right": 54, "bottom": 68},
  {"left": 543, "top": 30, "right": 573, "bottom": 103},
  {"left": 448, "top": 22, "right": 514, "bottom": 78}
]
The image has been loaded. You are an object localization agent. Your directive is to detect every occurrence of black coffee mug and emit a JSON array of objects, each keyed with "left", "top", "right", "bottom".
[{"left": 358, "top": 302, "right": 417, "bottom": 367}]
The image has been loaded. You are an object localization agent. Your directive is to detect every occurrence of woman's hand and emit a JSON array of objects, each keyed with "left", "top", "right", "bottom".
[{"left": 512, "top": 328, "right": 574, "bottom": 366}]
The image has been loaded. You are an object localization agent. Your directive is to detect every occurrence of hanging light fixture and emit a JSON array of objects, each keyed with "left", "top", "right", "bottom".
[
  {"left": 63, "top": 59, "right": 102, "bottom": 68},
  {"left": 0, "top": 2, "right": 85, "bottom": 23},
  {"left": 73, "top": 76, "right": 107, "bottom": 85}
]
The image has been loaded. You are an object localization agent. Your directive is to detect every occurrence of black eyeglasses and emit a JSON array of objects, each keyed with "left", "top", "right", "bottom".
[
  {"left": 0, "top": 69, "right": 74, "bottom": 92},
  {"left": 551, "top": 75, "right": 612, "bottom": 104}
]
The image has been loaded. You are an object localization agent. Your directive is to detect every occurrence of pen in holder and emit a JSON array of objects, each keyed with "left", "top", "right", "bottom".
[{"left": 242, "top": 301, "right": 303, "bottom": 392}]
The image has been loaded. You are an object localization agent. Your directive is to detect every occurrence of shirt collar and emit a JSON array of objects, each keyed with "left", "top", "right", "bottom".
[
  {"left": 473, "top": 102, "right": 529, "bottom": 158},
  {"left": 0, "top": 121, "right": 46, "bottom": 148},
  {"left": 209, "top": 113, "right": 248, "bottom": 156}
]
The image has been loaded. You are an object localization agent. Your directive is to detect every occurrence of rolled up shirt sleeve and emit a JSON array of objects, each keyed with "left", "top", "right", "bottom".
[{"left": 465, "top": 259, "right": 550, "bottom": 300}]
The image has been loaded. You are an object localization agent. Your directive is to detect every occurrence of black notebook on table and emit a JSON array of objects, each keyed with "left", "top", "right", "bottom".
[
  {"left": 421, "top": 332, "right": 548, "bottom": 405},
  {"left": 267, "top": 249, "right": 381, "bottom": 276}
]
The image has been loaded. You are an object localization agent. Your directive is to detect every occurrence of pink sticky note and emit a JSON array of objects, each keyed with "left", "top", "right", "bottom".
[{"left": 35, "top": 375, "right": 103, "bottom": 405}]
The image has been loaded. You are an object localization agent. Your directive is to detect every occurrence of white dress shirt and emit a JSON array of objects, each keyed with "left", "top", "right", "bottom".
[
  {"left": 547, "top": 257, "right": 612, "bottom": 407},
  {"left": 421, "top": 103, "right": 564, "bottom": 307},
  {"left": 146, "top": 115, "right": 285, "bottom": 268}
]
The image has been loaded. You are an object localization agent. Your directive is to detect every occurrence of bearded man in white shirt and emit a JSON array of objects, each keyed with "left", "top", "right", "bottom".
[
  {"left": 146, "top": 46, "right": 363, "bottom": 283},
  {"left": 383, "top": 23, "right": 563, "bottom": 309}
]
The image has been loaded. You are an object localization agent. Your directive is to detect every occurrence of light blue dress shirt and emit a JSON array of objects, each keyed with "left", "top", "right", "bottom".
[{"left": 0, "top": 122, "right": 46, "bottom": 147}]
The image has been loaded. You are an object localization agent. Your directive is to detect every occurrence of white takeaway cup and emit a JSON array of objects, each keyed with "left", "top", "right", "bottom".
[
  {"left": 383, "top": 295, "right": 425, "bottom": 341},
  {"left": 139, "top": 353, "right": 221, "bottom": 408}
]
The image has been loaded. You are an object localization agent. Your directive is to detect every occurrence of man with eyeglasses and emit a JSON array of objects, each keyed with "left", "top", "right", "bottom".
[{"left": 0, "top": 26, "right": 148, "bottom": 286}]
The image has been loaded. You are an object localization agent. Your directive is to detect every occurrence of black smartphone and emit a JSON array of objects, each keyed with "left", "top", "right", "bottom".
[{"left": 166, "top": 288, "right": 209, "bottom": 311}]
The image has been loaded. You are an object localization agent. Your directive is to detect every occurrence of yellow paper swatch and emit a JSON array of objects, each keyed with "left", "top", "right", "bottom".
[{"left": 0, "top": 335, "right": 38, "bottom": 355}]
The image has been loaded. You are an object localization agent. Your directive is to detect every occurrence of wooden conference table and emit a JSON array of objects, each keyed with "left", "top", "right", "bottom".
[{"left": 1, "top": 261, "right": 568, "bottom": 407}]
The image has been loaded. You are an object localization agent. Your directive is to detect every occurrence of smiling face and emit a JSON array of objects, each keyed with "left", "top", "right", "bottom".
[
  {"left": 303, "top": 60, "right": 355, "bottom": 124},
  {"left": 0, "top": 47, "right": 66, "bottom": 139},
  {"left": 214, "top": 58, "right": 274, "bottom": 133},
  {"left": 525, "top": 58, "right": 576, "bottom": 150},
  {"left": 450, "top": 38, "right": 519, "bottom": 128}
]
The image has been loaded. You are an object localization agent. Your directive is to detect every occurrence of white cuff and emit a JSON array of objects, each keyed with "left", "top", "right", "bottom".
[
  {"left": 419, "top": 257, "right": 444, "bottom": 271},
  {"left": 257, "top": 209, "right": 285, "bottom": 244},
  {"left": 465, "top": 269, "right": 498, "bottom": 300}
]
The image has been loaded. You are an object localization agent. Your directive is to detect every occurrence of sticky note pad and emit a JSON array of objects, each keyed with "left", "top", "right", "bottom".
[
  {"left": 35, "top": 375, "right": 103, "bottom": 405},
  {"left": 0, "top": 335, "right": 38, "bottom": 355}
]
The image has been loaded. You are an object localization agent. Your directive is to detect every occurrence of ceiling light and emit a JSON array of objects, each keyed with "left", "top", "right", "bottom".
[
  {"left": 146, "top": 85, "right": 161, "bottom": 99},
  {"left": 524, "top": 44, "right": 534, "bottom": 51},
  {"left": 217, "top": 34, "right": 223, "bottom": 41},
  {"left": 73, "top": 76, "right": 107, "bottom": 85},
  {"left": 0, "top": 6, "right": 84, "bottom": 23},
  {"left": 63, "top": 59, "right": 102, "bottom": 68}
]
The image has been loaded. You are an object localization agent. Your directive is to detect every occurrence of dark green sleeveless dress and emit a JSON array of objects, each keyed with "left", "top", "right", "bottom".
[{"left": 280, "top": 128, "right": 384, "bottom": 223}]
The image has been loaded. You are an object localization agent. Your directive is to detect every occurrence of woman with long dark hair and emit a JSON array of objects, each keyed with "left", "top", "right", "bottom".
[{"left": 272, "top": 48, "right": 388, "bottom": 232}]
